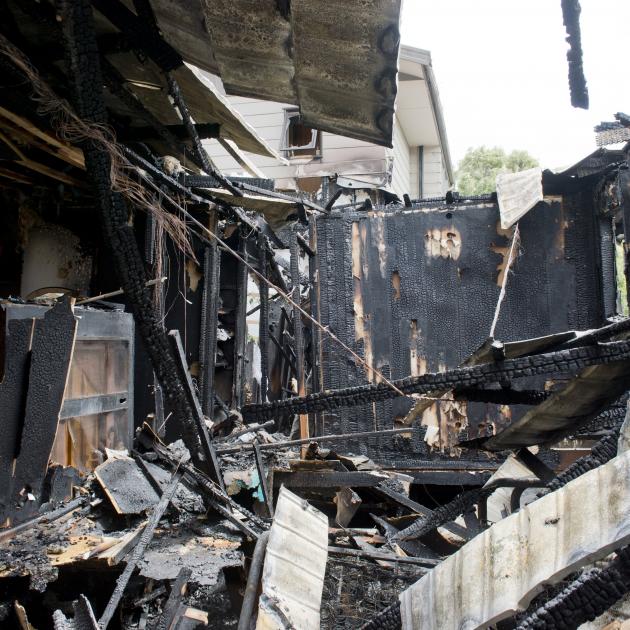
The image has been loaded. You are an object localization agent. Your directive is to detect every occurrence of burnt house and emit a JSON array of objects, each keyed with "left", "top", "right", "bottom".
[{"left": 0, "top": 1, "right": 629, "bottom": 629}]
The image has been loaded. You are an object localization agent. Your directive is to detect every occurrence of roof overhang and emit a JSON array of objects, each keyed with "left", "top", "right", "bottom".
[{"left": 396, "top": 45, "right": 454, "bottom": 185}]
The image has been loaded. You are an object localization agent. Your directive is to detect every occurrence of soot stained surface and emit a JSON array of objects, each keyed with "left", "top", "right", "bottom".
[{"left": 316, "top": 199, "right": 603, "bottom": 465}]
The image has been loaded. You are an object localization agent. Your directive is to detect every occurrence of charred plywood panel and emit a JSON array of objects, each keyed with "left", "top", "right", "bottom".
[{"left": 315, "top": 198, "right": 603, "bottom": 465}]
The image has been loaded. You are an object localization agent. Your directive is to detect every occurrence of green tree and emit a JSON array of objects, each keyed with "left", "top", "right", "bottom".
[{"left": 455, "top": 146, "right": 539, "bottom": 195}]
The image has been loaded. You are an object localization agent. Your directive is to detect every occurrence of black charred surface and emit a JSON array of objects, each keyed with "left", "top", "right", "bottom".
[
  {"left": 0, "top": 318, "right": 32, "bottom": 517},
  {"left": 8, "top": 299, "right": 77, "bottom": 522},
  {"left": 560, "top": 0, "right": 589, "bottom": 109},
  {"left": 309, "top": 199, "right": 602, "bottom": 464}
]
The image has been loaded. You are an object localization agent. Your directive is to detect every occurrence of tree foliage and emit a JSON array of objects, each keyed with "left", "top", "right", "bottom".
[{"left": 455, "top": 146, "right": 539, "bottom": 196}]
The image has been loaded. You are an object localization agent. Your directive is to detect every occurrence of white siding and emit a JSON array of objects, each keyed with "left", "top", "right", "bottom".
[
  {"left": 389, "top": 117, "right": 410, "bottom": 196},
  {"left": 203, "top": 95, "right": 389, "bottom": 187},
  {"left": 409, "top": 147, "right": 420, "bottom": 199},
  {"left": 422, "top": 145, "right": 446, "bottom": 197}
]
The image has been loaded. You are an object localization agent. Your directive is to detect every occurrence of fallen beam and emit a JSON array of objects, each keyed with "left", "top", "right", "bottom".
[{"left": 242, "top": 341, "right": 630, "bottom": 422}]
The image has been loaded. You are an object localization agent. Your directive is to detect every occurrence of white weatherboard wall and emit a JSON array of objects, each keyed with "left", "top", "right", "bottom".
[
  {"left": 423, "top": 145, "right": 445, "bottom": 198},
  {"left": 389, "top": 116, "right": 410, "bottom": 197},
  {"left": 400, "top": 449, "right": 630, "bottom": 630},
  {"left": 204, "top": 93, "right": 389, "bottom": 188}
]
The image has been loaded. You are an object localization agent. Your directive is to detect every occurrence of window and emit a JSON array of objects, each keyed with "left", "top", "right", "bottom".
[{"left": 281, "top": 109, "right": 321, "bottom": 158}]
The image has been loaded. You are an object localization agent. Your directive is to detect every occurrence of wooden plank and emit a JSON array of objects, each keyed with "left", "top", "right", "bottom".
[
  {"left": 273, "top": 471, "right": 387, "bottom": 488},
  {"left": 0, "top": 319, "right": 33, "bottom": 521},
  {"left": 0, "top": 105, "right": 85, "bottom": 168},
  {"left": 9, "top": 299, "right": 77, "bottom": 522},
  {"left": 94, "top": 458, "right": 160, "bottom": 515},
  {"left": 400, "top": 449, "right": 630, "bottom": 630}
]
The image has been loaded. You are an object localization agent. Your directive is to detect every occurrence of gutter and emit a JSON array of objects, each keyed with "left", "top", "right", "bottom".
[{"left": 422, "top": 63, "right": 454, "bottom": 187}]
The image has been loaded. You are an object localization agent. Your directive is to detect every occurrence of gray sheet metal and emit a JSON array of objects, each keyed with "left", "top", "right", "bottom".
[
  {"left": 201, "top": 0, "right": 296, "bottom": 105},
  {"left": 257, "top": 486, "right": 328, "bottom": 629},
  {"left": 149, "top": 0, "right": 402, "bottom": 147},
  {"left": 291, "top": 0, "right": 402, "bottom": 147}
]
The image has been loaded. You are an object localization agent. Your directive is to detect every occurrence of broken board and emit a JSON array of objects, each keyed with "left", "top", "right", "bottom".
[
  {"left": 9, "top": 299, "right": 77, "bottom": 521},
  {"left": 95, "top": 457, "right": 160, "bottom": 515},
  {"left": 399, "top": 448, "right": 630, "bottom": 629}
]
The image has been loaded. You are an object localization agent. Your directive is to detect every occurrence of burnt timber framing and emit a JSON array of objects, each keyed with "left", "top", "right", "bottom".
[
  {"left": 0, "top": 1, "right": 630, "bottom": 628},
  {"left": 55, "top": 0, "right": 216, "bottom": 479}
]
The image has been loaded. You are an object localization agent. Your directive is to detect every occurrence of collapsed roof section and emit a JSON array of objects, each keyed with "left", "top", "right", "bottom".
[{"left": 148, "top": 0, "right": 403, "bottom": 147}]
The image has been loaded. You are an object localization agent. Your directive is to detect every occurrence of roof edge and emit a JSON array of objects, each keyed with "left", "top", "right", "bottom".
[{"left": 422, "top": 62, "right": 454, "bottom": 186}]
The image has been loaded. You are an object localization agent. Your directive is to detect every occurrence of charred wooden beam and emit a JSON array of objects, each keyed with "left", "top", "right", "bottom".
[
  {"left": 168, "top": 330, "right": 225, "bottom": 491},
  {"left": 290, "top": 233, "right": 308, "bottom": 442},
  {"left": 253, "top": 441, "right": 274, "bottom": 517},
  {"left": 560, "top": 0, "right": 589, "bottom": 109},
  {"left": 55, "top": 0, "right": 212, "bottom": 476},
  {"left": 273, "top": 471, "right": 387, "bottom": 489},
  {"left": 165, "top": 74, "right": 241, "bottom": 196},
  {"left": 258, "top": 235, "right": 270, "bottom": 402},
  {"left": 154, "top": 567, "right": 192, "bottom": 630},
  {"left": 453, "top": 387, "right": 551, "bottom": 406},
  {"left": 242, "top": 341, "right": 630, "bottom": 421},
  {"left": 199, "top": 212, "right": 221, "bottom": 419},
  {"left": 515, "top": 546, "right": 630, "bottom": 630},
  {"left": 232, "top": 232, "right": 249, "bottom": 409}
]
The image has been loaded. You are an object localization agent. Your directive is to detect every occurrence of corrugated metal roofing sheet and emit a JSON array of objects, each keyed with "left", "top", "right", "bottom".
[
  {"left": 256, "top": 486, "right": 328, "bottom": 629},
  {"left": 149, "top": 0, "right": 402, "bottom": 147}
]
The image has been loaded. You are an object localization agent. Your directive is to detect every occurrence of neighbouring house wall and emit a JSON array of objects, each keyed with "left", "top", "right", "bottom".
[
  {"left": 423, "top": 145, "right": 446, "bottom": 197},
  {"left": 389, "top": 116, "right": 411, "bottom": 197},
  {"left": 204, "top": 94, "right": 389, "bottom": 189},
  {"left": 409, "top": 147, "right": 420, "bottom": 199}
]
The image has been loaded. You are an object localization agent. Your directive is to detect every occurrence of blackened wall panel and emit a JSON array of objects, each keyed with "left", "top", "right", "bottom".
[{"left": 315, "top": 198, "right": 604, "bottom": 465}]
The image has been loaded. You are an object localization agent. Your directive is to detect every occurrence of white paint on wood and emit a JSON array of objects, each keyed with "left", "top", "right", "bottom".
[{"left": 400, "top": 449, "right": 630, "bottom": 630}]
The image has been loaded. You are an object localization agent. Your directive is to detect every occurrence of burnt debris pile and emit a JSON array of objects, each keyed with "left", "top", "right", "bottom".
[{"left": 1, "top": 0, "right": 630, "bottom": 628}]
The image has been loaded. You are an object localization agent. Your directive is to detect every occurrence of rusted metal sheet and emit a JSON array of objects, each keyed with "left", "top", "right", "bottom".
[
  {"left": 315, "top": 197, "right": 604, "bottom": 465},
  {"left": 290, "top": 0, "right": 402, "bottom": 147},
  {"left": 148, "top": 0, "right": 402, "bottom": 147},
  {"left": 399, "top": 449, "right": 630, "bottom": 629}
]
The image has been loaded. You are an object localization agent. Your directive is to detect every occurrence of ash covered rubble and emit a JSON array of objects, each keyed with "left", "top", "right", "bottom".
[{"left": 0, "top": 0, "right": 630, "bottom": 628}]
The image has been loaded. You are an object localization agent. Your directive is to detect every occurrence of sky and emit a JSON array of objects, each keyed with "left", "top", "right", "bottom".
[{"left": 400, "top": 0, "right": 630, "bottom": 171}]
